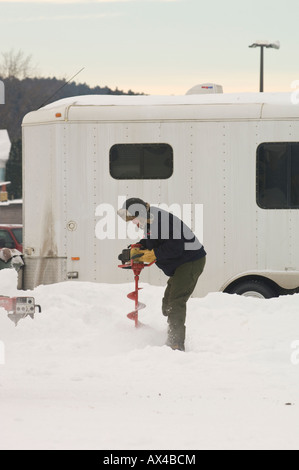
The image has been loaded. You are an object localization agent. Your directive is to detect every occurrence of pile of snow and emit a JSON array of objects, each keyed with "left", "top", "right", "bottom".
[{"left": 1, "top": 269, "right": 299, "bottom": 450}]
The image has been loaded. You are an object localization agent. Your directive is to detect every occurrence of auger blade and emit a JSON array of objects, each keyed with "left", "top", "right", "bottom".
[
  {"left": 127, "top": 299, "right": 146, "bottom": 326},
  {"left": 127, "top": 301, "right": 146, "bottom": 313},
  {"left": 127, "top": 311, "right": 144, "bottom": 327},
  {"left": 137, "top": 301, "right": 146, "bottom": 310},
  {"left": 127, "top": 311, "right": 138, "bottom": 321},
  {"left": 118, "top": 255, "right": 150, "bottom": 327},
  {"left": 127, "top": 288, "right": 142, "bottom": 301}
]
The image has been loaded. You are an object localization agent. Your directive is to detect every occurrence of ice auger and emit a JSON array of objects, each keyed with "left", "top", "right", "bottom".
[
  {"left": 118, "top": 243, "right": 155, "bottom": 327},
  {"left": 0, "top": 295, "right": 42, "bottom": 326}
]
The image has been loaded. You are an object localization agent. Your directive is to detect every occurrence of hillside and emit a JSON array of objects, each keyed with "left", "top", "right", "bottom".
[
  {"left": 0, "top": 76, "right": 143, "bottom": 199},
  {"left": 0, "top": 76, "right": 143, "bottom": 141}
]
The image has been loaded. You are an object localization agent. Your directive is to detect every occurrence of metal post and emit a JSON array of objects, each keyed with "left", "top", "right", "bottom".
[
  {"left": 260, "top": 46, "right": 264, "bottom": 92},
  {"left": 249, "top": 41, "right": 280, "bottom": 93}
]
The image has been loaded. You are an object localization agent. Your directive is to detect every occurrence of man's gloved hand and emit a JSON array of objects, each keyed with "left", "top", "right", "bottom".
[
  {"left": 137, "top": 249, "right": 156, "bottom": 263},
  {"left": 130, "top": 246, "right": 142, "bottom": 260}
]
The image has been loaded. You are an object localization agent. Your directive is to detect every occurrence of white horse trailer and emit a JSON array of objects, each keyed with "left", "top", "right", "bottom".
[{"left": 21, "top": 92, "right": 299, "bottom": 298}]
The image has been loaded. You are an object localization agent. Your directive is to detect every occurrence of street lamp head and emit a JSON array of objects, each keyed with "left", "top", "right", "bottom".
[
  {"left": 269, "top": 41, "right": 280, "bottom": 50},
  {"left": 249, "top": 40, "right": 280, "bottom": 49}
]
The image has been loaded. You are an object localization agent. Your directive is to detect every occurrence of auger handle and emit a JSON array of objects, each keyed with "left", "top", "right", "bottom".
[{"left": 118, "top": 260, "right": 156, "bottom": 270}]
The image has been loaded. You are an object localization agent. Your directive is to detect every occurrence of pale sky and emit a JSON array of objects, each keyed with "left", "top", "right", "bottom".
[{"left": 0, "top": 0, "right": 298, "bottom": 95}]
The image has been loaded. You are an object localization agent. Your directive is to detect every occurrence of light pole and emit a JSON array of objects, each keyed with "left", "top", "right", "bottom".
[{"left": 249, "top": 40, "right": 280, "bottom": 92}]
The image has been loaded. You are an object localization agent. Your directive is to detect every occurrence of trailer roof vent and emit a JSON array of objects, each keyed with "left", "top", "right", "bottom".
[{"left": 186, "top": 83, "right": 223, "bottom": 95}]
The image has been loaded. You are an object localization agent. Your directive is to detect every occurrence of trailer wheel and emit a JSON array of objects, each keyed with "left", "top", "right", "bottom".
[{"left": 227, "top": 279, "right": 278, "bottom": 299}]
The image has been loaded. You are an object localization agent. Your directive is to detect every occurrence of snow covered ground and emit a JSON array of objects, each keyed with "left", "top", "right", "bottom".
[{"left": 1, "top": 269, "right": 299, "bottom": 450}]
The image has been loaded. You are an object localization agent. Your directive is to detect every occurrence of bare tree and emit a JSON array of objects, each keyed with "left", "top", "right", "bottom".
[{"left": 0, "top": 49, "right": 38, "bottom": 79}]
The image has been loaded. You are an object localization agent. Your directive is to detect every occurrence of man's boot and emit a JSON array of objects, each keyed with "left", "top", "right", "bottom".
[{"left": 166, "top": 321, "right": 185, "bottom": 351}]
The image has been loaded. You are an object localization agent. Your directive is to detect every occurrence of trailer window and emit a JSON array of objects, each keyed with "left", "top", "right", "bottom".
[
  {"left": 257, "top": 142, "right": 299, "bottom": 209},
  {"left": 109, "top": 143, "right": 173, "bottom": 179}
]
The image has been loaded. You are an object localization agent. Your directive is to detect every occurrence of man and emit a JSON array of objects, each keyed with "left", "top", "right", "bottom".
[{"left": 118, "top": 198, "right": 206, "bottom": 351}]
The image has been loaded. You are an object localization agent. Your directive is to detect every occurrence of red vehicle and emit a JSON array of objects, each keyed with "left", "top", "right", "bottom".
[{"left": 0, "top": 224, "right": 23, "bottom": 252}]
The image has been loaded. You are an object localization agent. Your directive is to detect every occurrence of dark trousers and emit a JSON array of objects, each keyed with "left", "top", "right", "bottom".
[{"left": 162, "top": 256, "right": 206, "bottom": 347}]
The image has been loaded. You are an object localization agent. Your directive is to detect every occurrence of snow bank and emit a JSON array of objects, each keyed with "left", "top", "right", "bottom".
[{"left": 0, "top": 269, "right": 299, "bottom": 450}]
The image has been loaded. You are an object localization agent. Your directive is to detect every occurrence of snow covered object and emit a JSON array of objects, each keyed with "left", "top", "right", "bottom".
[{"left": 0, "top": 247, "right": 23, "bottom": 271}]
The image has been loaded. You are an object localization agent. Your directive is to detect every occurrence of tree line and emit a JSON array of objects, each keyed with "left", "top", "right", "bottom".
[{"left": 0, "top": 50, "right": 143, "bottom": 199}]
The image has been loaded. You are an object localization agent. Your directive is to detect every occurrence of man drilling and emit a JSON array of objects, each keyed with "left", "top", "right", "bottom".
[{"left": 118, "top": 198, "right": 206, "bottom": 352}]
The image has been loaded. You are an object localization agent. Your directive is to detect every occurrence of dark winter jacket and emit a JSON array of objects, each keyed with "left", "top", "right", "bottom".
[{"left": 139, "top": 206, "right": 206, "bottom": 277}]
